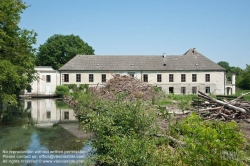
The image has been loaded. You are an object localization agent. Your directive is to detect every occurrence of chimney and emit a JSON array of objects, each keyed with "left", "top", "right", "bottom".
[
  {"left": 193, "top": 48, "right": 196, "bottom": 53},
  {"left": 163, "top": 53, "right": 167, "bottom": 66},
  {"left": 163, "top": 53, "right": 166, "bottom": 58}
]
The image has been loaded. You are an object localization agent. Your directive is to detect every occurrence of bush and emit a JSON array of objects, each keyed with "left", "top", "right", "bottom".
[
  {"left": 169, "top": 113, "right": 246, "bottom": 166},
  {"left": 55, "top": 85, "right": 69, "bottom": 97}
]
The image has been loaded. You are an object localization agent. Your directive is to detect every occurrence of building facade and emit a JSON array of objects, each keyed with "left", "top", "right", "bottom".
[
  {"left": 23, "top": 66, "right": 60, "bottom": 96},
  {"left": 58, "top": 48, "right": 227, "bottom": 95},
  {"left": 25, "top": 48, "right": 233, "bottom": 95}
]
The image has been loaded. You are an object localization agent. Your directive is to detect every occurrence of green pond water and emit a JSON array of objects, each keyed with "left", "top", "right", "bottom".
[{"left": 0, "top": 99, "right": 92, "bottom": 166}]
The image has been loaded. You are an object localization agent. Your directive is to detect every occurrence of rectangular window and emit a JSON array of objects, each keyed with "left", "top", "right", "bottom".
[
  {"left": 205, "top": 74, "right": 210, "bottom": 82},
  {"left": 46, "top": 112, "right": 51, "bottom": 119},
  {"left": 76, "top": 74, "right": 81, "bottom": 82},
  {"left": 169, "top": 74, "right": 174, "bottom": 82},
  {"left": 27, "top": 85, "right": 32, "bottom": 93},
  {"left": 46, "top": 75, "right": 51, "bottom": 83},
  {"left": 64, "top": 112, "right": 69, "bottom": 120},
  {"left": 129, "top": 72, "right": 135, "bottom": 77},
  {"left": 27, "top": 101, "right": 32, "bottom": 110},
  {"left": 192, "top": 87, "right": 197, "bottom": 94},
  {"left": 143, "top": 74, "right": 148, "bottom": 82},
  {"left": 192, "top": 74, "right": 197, "bottom": 82},
  {"left": 102, "top": 74, "right": 106, "bottom": 82},
  {"left": 181, "top": 87, "right": 186, "bottom": 94},
  {"left": 89, "top": 74, "right": 94, "bottom": 82},
  {"left": 206, "top": 87, "right": 210, "bottom": 93},
  {"left": 169, "top": 87, "right": 174, "bottom": 93},
  {"left": 63, "top": 74, "right": 69, "bottom": 82},
  {"left": 181, "top": 74, "right": 186, "bottom": 82},
  {"left": 157, "top": 74, "right": 162, "bottom": 82}
]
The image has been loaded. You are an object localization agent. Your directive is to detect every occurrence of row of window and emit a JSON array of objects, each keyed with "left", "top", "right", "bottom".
[
  {"left": 144, "top": 74, "right": 210, "bottom": 83},
  {"left": 168, "top": 86, "right": 210, "bottom": 94},
  {"left": 62, "top": 73, "right": 211, "bottom": 83},
  {"left": 63, "top": 74, "right": 106, "bottom": 83}
]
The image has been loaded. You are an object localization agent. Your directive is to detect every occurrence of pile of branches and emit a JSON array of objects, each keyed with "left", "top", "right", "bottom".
[
  {"left": 193, "top": 91, "right": 250, "bottom": 122},
  {"left": 94, "top": 75, "right": 158, "bottom": 101}
]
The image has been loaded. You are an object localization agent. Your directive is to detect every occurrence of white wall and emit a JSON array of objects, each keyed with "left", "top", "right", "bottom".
[
  {"left": 24, "top": 67, "right": 60, "bottom": 95},
  {"left": 60, "top": 70, "right": 225, "bottom": 95}
]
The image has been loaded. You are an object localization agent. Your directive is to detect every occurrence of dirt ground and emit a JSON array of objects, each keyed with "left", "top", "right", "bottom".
[{"left": 239, "top": 121, "right": 250, "bottom": 141}]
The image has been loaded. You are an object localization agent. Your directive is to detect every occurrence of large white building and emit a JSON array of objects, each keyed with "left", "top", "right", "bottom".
[{"left": 24, "top": 48, "right": 235, "bottom": 96}]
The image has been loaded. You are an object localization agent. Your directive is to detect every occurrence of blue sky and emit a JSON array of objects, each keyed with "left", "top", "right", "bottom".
[{"left": 20, "top": 0, "right": 250, "bottom": 69}]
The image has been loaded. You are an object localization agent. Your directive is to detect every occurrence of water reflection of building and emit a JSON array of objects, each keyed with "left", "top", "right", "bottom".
[{"left": 24, "top": 99, "right": 77, "bottom": 126}]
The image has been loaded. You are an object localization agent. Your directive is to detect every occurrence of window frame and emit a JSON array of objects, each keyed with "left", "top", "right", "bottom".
[
  {"left": 46, "top": 75, "right": 51, "bottom": 83},
  {"left": 169, "top": 87, "right": 174, "bottom": 93},
  {"left": 157, "top": 74, "right": 162, "bottom": 82},
  {"left": 192, "top": 74, "right": 197, "bottom": 82},
  {"left": 192, "top": 87, "right": 197, "bottom": 94},
  {"left": 102, "top": 74, "right": 106, "bottom": 82},
  {"left": 143, "top": 74, "right": 148, "bottom": 82},
  {"left": 181, "top": 74, "right": 186, "bottom": 82},
  {"left": 205, "top": 74, "right": 210, "bottom": 82},
  {"left": 64, "top": 112, "right": 69, "bottom": 120},
  {"left": 206, "top": 87, "right": 210, "bottom": 93},
  {"left": 89, "top": 74, "right": 94, "bottom": 82},
  {"left": 63, "top": 74, "right": 69, "bottom": 82},
  {"left": 169, "top": 74, "right": 174, "bottom": 82},
  {"left": 76, "top": 74, "right": 81, "bottom": 82},
  {"left": 181, "top": 87, "right": 186, "bottom": 94}
]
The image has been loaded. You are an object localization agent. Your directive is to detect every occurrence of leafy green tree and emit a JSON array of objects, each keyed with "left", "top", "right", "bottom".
[
  {"left": 238, "top": 65, "right": 250, "bottom": 90},
  {"left": 218, "top": 61, "right": 231, "bottom": 73},
  {"left": 0, "top": 0, "right": 37, "bottom": 106},
  {"left": 36, "top": 34, "right": 95, "bottom": 70}
]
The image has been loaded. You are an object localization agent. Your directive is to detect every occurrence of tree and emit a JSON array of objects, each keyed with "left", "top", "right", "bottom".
[
  {"left": 0, "top": 0, "right": 37, "bottom": 106},
  {"left": 238, "top": 65, "right": 250, "bottom": 90},
  {"left": 36, "top": 34, "right": 95, "bottom": 70},
  {"left": 218, "top": 61, "right": 231, "bottom": 73}
]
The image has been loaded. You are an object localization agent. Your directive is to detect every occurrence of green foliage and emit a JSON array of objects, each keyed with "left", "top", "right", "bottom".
[
  {"left": 235, "top": 89, "right": 250, "bottom": 101},
  {"left": 79, "top": 84, "right": 89, "bottom": 93},
  {"left": 64, "top": 88, "right": 248, "bottom": 165},
  {"left": 55, "top": 85, "right": 69, "bottom": 97},
  {"left": 55, "top": 100, "right": 71, "bottom": 109},
  {"left": 74, "top": 92, "right": 170, "bottom": 165},
  {"left": 238, "top": 65, "right": 250, "bottom": 90},
  {"left": 67, "top": 84, "right": 78, "bottom": 91},
  {"left": 218, "top": 61, "right": 230, "bottom": 72},
  {"left": 169, "top": 113, "right": 246, "bottom": 166},
  {"left": 36, "top": 34, "right": 95, "bottom": 70},
  {"left": 0, "top": 0, "right": 37, "bottom": 106},
  {"left": 217, "top": 61, "right": 250, "bottom": 90}
]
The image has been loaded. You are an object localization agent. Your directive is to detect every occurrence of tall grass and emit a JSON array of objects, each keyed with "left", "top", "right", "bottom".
[{"left": 236, "top": 90, "right": 250, "bottom": 101}]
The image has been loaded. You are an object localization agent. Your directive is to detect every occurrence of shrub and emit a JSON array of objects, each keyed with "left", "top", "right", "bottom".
[
  {"left": 169, "top": 113, "right": 246, "bottom": 166},
  {"left": 55, "top": 85, "right": 69, "bottom": 97},
  {"left": 66, "top": 84, "right": 77, "bottom": 91}
]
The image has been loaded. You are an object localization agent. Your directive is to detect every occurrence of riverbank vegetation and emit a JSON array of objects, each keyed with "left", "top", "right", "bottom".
[
  {"left": 0, "top": 0, "right": 37, "bottom": 107},
  {"left": 57, "top": 81, "right": 250, "bottom": 166}
]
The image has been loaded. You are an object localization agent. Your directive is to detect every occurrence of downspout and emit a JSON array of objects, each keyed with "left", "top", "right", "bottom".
[
  {"left": 141, "top": 70, "right": 142, "bottom": 82},
  {"left": 224, "top": 71, "right": 226, "bottom": 95},
  {"left": 60, "top": 70, "right": 61, "bottom": 85}
]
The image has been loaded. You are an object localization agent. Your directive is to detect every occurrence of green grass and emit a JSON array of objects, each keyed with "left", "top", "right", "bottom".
[{"left": 235, "top": 90, "right": 250, "bottom": 101}]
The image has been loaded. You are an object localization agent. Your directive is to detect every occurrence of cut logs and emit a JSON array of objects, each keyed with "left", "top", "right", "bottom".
[{"left": 193, "top": 91, "right": 250, "bottom": 121}]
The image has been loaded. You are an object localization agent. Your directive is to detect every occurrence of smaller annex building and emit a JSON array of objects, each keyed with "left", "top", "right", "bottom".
[
  {"left": 23, "top": 66, "right": 60, "bottom": 96},
  {"left": 24, "top": 48, "right": 235, "bottom": 96}
]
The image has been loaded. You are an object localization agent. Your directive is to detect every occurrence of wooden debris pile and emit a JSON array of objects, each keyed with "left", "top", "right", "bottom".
[
  {"left": 94, "top": 75, "right": 158, "bottom": 101},
  {"left": 192, "top": 91, "right": 250, "bottom": 121}
]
